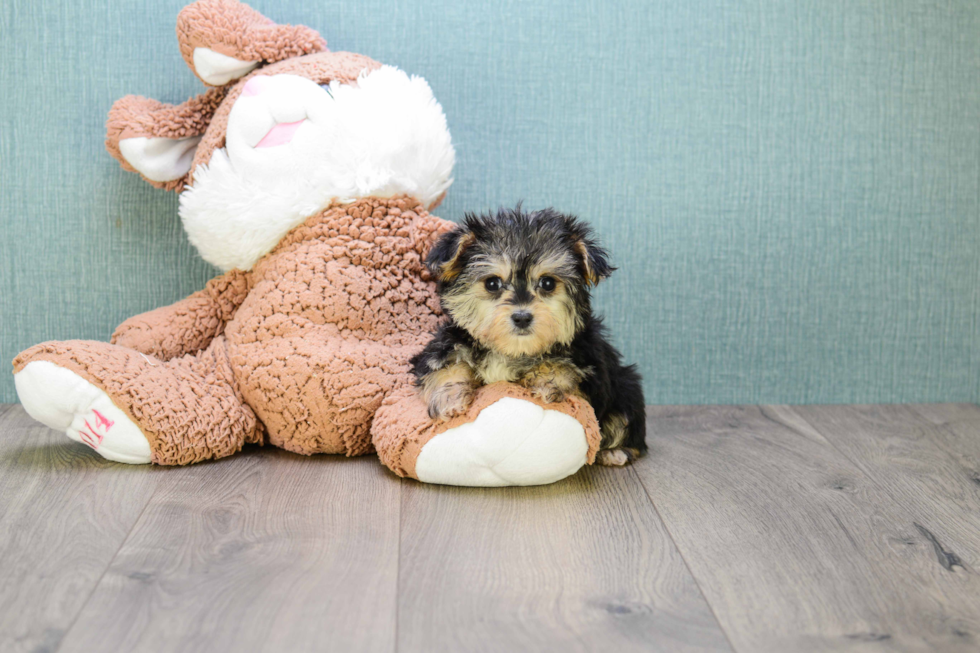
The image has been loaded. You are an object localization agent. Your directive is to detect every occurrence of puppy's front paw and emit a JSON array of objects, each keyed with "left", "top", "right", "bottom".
[
  {"left": 521, "top": 362, "right": 583, "bottom": 405},
  {"left": 596, "top": 448, "right": 640, "bottom": 467},
  {"left": 529, "top": 382, "right": 565, "bottom": 404},
  {"left": 427, "top": 382, "right": 475, "bottom": 421}
]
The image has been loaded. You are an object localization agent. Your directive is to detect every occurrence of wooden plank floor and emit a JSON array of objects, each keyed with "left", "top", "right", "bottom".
[{"left": 1, "top": 404, "right": 979, "bottom": 652}]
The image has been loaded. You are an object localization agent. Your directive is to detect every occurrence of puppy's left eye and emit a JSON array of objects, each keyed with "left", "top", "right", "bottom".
[
  {"left": 484, "top": 276, "right": 503, "bottom": 292},
  {"left": 538, "top": 276, "right": 557, "bottom": 292}
]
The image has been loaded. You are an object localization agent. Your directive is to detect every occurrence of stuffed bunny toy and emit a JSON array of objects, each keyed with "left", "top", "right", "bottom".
[{"left": 13, "top": 0, "right": 600, "bottom": 486}]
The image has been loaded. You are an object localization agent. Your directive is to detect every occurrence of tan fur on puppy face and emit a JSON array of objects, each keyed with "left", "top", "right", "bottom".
[{"left": 443, "top": 254, "right": 579, "bottom": 357}]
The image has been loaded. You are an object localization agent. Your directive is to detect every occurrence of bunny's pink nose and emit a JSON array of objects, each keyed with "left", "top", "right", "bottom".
[{"left": 243, "top": 76, "right": 271, "bottom": 97}]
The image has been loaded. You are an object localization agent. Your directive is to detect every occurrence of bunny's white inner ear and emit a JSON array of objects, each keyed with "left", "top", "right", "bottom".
[
  {"left": 193, "top": 47, "right": 260, "bottom": 86},
  {"left": 118, "top": 135, "right": 202, "bottom": 182}
]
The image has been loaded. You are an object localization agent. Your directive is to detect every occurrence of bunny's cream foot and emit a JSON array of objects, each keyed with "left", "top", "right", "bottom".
[{"left": 15, "top": 361, "right": 152, "bottom": 464}]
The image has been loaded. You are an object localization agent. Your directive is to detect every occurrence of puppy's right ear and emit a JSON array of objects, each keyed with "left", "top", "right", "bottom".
[
  {"left": 568, "top": 221, "right": 614, "bottom": 286},
  {"left": 426, "top": 228, "right": 476, "bottom": 282}
]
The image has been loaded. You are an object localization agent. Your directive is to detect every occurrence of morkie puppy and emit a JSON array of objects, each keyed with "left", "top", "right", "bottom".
[{"left": 411, "top": 205, "right": 646, "bottom": 466}]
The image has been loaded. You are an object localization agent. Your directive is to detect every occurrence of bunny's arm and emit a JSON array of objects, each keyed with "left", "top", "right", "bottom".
[{"left": 111, "top": 269, "right": 251, "bottom": 361}]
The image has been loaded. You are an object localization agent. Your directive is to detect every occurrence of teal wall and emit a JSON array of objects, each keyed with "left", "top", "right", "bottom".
[{"left": 2, "top": 0, "right": 979, "bottom": 404}]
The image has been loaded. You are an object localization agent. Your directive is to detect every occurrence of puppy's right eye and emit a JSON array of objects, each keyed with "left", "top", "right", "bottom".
[{"left": 484, "top": 276, "right": 502, "bottom": 292}]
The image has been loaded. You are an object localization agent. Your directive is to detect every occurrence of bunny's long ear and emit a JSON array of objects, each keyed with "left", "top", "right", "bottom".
[
  {"left": 105, "top": 87, "right": 227, "bottom": 191},
  {"left": 177, "top": 0, "right": 327, "bottom": 86}
]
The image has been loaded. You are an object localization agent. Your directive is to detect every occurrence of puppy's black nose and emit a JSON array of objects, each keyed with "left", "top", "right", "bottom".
[{"left": 511, "top": 311, "right": 533, "bottom": 329}]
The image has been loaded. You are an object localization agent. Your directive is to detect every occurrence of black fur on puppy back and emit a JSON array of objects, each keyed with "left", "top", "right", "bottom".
[{"left": 571, "top": 317, "right": 648, "bottom": 454}]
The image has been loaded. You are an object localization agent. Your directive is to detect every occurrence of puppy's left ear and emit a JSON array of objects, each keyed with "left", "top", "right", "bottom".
[
  {"left": 570, "top": 223, "right": 614, "bottom": 286},
  {"left": 426, "top": 227, "right": 476, "bottom": 282}
]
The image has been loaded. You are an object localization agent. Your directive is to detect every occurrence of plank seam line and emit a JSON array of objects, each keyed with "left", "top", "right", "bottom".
[
  {"left": 52, "top": 471, "right": 164, "bottom": 653},
  {"left": 907, "top": 404, "right": 980, "bottom": 473},
  {"left": 394, "top": 476, "right": 403, "bottom": 653},
  {"left": 784, "top": 405, "right": 974, "bottom": 571},
  {"left": 629, "top": 463, "right": 740, "bottom": 653},
  {"left": 787, "top": 404, "right": 953, "bottom": 500},
  {"left": 777, "top": 405, "right": 898, "bottom": 494}
]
